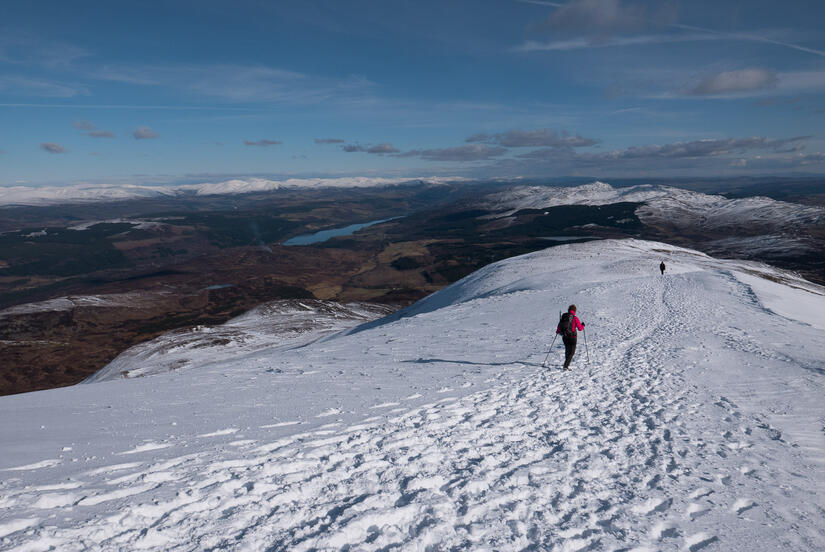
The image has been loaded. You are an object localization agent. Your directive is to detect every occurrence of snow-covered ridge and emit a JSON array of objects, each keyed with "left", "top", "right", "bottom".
[
  {"left": 85, "top": 300, "right": 395, "bottom": 382},
  {"left": 483, "top": 181, "right": 825, "bottom": 229},
  {"left": 1, "top": 239, "right": 825, "bottom": 550},
  {"left": 0, "top": 291, "right": 172, "bottom": 319},
  {"left": 0, "top": 176, "right": 466, "bottom": 206}
]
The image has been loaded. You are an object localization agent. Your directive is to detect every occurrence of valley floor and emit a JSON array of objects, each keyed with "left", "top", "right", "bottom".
[{"left": 1, "top": 240, "right": 824, "bottom": 551}]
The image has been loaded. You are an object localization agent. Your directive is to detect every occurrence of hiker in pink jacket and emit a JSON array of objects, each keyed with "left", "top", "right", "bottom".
[{"left": 556, "top": 304, "right": 585, "bottom": 370}]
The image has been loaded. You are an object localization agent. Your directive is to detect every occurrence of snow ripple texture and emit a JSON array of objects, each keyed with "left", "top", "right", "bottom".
[{"left": 2, "top": 239, "right": 825, "bottom": 551}]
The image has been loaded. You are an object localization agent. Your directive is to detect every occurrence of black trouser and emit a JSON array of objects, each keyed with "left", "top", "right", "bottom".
[{"left": 563, "top": 336, "right": 577, "bottom": 368}]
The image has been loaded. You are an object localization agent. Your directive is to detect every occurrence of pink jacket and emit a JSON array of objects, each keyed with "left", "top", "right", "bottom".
[{"left": 556, "top": 310, "right": 584, "bottom": 335}]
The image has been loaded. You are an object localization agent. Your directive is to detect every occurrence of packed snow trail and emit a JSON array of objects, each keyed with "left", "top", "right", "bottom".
[{"left": 2, "top": 239, "right": 825, "bottom": 551}]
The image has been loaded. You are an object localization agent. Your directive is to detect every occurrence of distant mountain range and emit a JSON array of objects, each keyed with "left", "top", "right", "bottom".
[
  {"left": 478, "top": 181, "right": 825, "bottom": 264},
  {"left": 0, "top": 176, "right": 468, "bottom": 206}
]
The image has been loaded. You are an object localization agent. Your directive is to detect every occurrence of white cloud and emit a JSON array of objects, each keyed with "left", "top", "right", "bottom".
[
  {"left": 72, "top": 120, "right": 96, "bottom": 131},
  {"left": 341, "top": 143, "right": 400, "bottom": 154},
  {"left": 87, "top": 130, "right": 115, "bottom": 138},
  {"left": 73, "top": 120, "right": 115, "bottom": 138},
  {"left": 40, "top": 142, "right": 66, "bottom": 154},
  {"left": 243, "top": 139, "right": 282, "bottom": 147},
  {"left": 690, "top": 68, "right": 778, "bottom": 96},
  {"left": 133, "top": 126, "right": 159, "bottom": 140}
]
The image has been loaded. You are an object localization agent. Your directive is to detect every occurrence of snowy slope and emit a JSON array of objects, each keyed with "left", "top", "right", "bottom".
[
  {"left": 85, "top": 300, "right": 395, "bottom": 382},
  {"left": 2, "top": 239, "right": 825, "bottom": 551},
  {"left": 0, "top": 292, "right": 173, "bottom": 319}
]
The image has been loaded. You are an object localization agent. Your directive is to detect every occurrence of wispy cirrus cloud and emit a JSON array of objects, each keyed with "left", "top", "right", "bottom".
[
  {"left": 0, "top": 75, "right": 88, "bottom": 98},
  {"left": 0, "top": 34, "right": 91, "bottom": 69},
  {"left": 133, "top": 126, "right": 159, "bottom": 140},
  {"left": 671, "top": 23, "right": 825, "bottom": 59},
  {"left": 517, "top": 0, "right": 825, "bottom": 59},
  {"left": 244, "top": 139, "right": 282, "bottom": 146},
  {"left": 88, "top": 63, "right": 375, "bottom": 105},
  {"left": 40, "top": 142, "right": 66, "bottom": 154},
  {"left": 513, "top": 32, "right": 719, "bottom": 52},
  {"left": 314, "top": 138, "right": 345, "bottom": 144}
]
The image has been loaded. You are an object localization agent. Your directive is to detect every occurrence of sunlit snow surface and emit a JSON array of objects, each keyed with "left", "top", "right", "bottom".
[
  {"left": 2, "top": 239, "right": 825, "bottom": 551},
  {"left": 86, "top": 300, "right": 395, "bottom": 382}
]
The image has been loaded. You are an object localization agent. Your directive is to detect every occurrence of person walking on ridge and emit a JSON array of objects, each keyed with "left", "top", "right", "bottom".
[
  {"left": 556, "top": 304, "right": 585, "bottom": 370},
  {"left": 660, "top": 261, "right": 666, "bottom": 275}
]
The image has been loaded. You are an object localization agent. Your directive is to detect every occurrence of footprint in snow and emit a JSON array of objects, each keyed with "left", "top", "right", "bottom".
[
  {"left": 686, "top": 503, "right": 711, "bottom": 520},
  {"left": 685, "top": 533, "right": 718, "bottom": 551},
  {"left": 650, "top": 521, "right": 680, "bottom": 540},
  {"left": 731, "top": 498, "right": 756, "bottom": 515},
  {"left": 689, "top": 488, "right": 713, "bottom": 499},
  {"left": 632, "top": 497, "right": 672, "bottom": 515},
  {"left": 739, "top": 465, "right": 755, "bottom": 476}
]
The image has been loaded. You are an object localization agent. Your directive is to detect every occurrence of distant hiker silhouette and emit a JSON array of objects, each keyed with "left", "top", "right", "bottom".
[
  {"left": 660, "top": 261, "right": 666, "bottom": 275},
  {"left": 556, "top": 304, "right": 585, "bottom": 370}
]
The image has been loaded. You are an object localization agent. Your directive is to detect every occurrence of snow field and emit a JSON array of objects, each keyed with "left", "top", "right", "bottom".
[{"left": 1, "top": 239, "right": 825, "bottom": 550}]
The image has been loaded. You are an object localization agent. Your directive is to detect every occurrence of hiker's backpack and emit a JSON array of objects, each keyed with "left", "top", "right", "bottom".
[{"left": 559, "top": 312, "right": 575, "bottom": 338}]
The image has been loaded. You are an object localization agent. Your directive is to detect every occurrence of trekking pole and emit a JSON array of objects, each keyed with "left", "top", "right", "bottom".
[
  {"left": 542, "top": 311, "right": 562, "bottom": 366},
  {"left": 542, "top": 333, "right": 558, "bottom": 366},
  {"left": 584, "top": 327, "right": 591, "bottom": 365}
]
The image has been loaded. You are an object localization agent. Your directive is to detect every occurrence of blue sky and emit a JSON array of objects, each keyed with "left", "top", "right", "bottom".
[{"left": 2, "top": 0, "right": 825, "bottom": 186}]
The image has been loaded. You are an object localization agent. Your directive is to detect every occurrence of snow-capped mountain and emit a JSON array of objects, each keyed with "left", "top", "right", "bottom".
[
  {"left": 0, "top": 176, "right": 465, "bottom": 206},
  {"left": 1, "top": 239, "right": 825, "bottom": 550},
  {"left": 481, "top": 181, "right": 825, "bottom": 264},
  {"left": 482, "top": 181, "right": 825, "bottom": 229}
]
